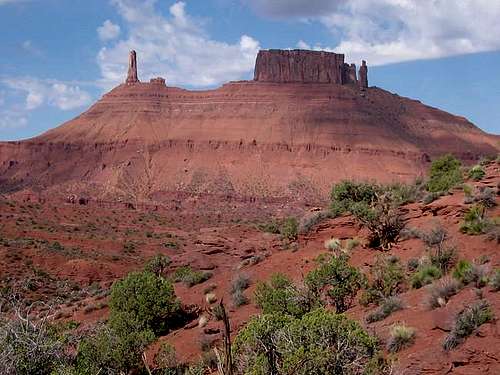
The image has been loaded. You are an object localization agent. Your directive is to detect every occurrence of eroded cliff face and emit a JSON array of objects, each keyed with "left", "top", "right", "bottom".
[
  {"left": 254, "top": 49, "right": 362, "bottom": 85},
  {"left": 0, "top": 49, "right": 498, "bottom": 203}
]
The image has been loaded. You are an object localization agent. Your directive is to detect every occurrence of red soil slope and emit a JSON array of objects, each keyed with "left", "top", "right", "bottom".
[{"left": 0, "top": 51, "right": 498, "bottom": 203}]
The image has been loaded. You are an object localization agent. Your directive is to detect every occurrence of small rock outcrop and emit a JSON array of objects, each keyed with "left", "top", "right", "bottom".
[
  {"left": 359, "top": 60, "right": 368, "bottom": 89},
  {"left": 150, "top": 77, "right": 166, "bottom": 86},
  {"left": 126, "top": 50, "right": 139, "bottom": 84}
]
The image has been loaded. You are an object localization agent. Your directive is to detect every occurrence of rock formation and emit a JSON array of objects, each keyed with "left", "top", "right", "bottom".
[
  {"left": 359, "top": 60, "right": 368, "bottom": 89},
  {"left": 126, "top": 50, "right": 139, "bottom": 84},
  {"left": 254, "top": 49, "right": 365, "bottom": 86},
  {"left": 254, "top": 49, "right": 345, "bottom": 84},
  {"left": 0, "top": 49, "right": 498, "bottom": 204}
]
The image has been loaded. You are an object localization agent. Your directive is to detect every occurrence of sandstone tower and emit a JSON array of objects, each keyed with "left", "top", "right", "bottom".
[
  {"left": 126, "top": 50, "right": 139, "bottom": 84},
  {"left": 359, "top": 60, "right": 368, "bottom": 90}
]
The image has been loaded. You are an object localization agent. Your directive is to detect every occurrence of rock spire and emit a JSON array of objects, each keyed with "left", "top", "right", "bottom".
[
  {"left": 359, "top": 60, "right": 368, "bottom": 90},
  {"left": 126, "top": 50, "right": 139, "bottom": 84}
]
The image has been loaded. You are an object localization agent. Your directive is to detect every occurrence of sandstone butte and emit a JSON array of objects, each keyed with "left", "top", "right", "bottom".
[{"left": 0, "top": 49, "right": 498, "bottom": 204}]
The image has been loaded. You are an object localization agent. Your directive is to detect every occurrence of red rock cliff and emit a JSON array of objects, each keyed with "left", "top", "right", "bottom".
[{"left": 254, "top": 49, "right": 347, "bottom": 84}]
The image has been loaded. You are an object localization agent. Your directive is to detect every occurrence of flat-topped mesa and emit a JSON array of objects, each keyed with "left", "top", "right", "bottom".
[
  {"left": 253, "top": 49, "right": 366, "bottom": 86},
  {"left": 126, "top": 50, "right": 139, "bottom": 84}
]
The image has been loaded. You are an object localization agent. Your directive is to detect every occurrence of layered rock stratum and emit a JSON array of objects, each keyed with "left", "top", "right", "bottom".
[{"left": 0, "top": 49, "right": 498, "bottom": 203}]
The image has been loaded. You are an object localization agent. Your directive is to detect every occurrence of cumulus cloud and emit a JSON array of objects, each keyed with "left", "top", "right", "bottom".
[
  {"left": 2, "top": 78, "right": 92, "bottom": 111},
  {"left": 0, "top": 109, "right": 28, "bottom": 130},
  {"left": 97, "top": 0, "right": 260, "bottom": 88},
  {"left": 249, "top": 0, "right": 500, "bottom": 65},
  {"left": 97, "top": 20, "right": 121, "bottom": 41}
]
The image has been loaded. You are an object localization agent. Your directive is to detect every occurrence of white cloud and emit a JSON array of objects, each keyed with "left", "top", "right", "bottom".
[
  {"left": 97, "top": 0, "right": 260, "bottom": 88},
  {"left": 250, "top": 0, "right": 500, "bottom": 65},
  {"left": 0, "top": 109, "right": 28, "bottom": 130},
  {"left": 97, "top": 20, "right": 121, "bottom": 41},
  {"left": 2, "top": 78, "right": 92, "bottom": 111},
  {"left": 21, "top": 40, "right": 43, "bottom": 56},
  {"left": 0, "top": 0, "right": 28, "bottom": 5}
]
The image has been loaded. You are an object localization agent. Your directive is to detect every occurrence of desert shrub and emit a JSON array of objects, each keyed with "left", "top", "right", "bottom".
[
  {"left": 462, "top": 184, "right": 473, "bottom": 197},
  {"left": 468, "top": 165, "right": 486, "bottom": 181},
  {"left": 211, "top": 304, "right": 225, "bottom": 321},
  {"left": 234, "top": 308, "right": 381, "bottom": 375},
  {"left": 324, "top": 237, "right": 341, "bottom": 252},
  {"left": 453, "top": 260, "right": 489, "bottom": 288},
  {"left": 473, "top": 187, "right": 497, "bottom": 208},
  {"left": 421, "top": 225, "right": 457, "bottom": 272},
  {"left": 174, "top": 266, "right": 212, "bottom": 287},
  {"left": 489, "top": 269, "right": 500, "bottom": 291},
  {"left": 386, "top": 324, "right": 416, "bottom": 353},
  {"left": 305, "top": 255, "right": 366, "bottom": 313},
  {"left": 365, "top": 296, "right": 404, "bottom": 323},
  {"left": 109, "top": 270, "right": 180, "bottom": 335},
  {"left": 426, "top": 277, "right": 461, "bottom": 309},
  {"left": 460, "top": 205, "right": 492, "bottom": 235},
  {"left": 352, "top": 193, "right": 405, "bottom": 249},
  {"left": 346, "top": 237, "right": 361, "bottom": 251},
  {"left": 0, "top": 306, "right": 66, "bottom": 375},
  {"left": 144, "top": 253, "right": 171, "bottom": 276},
  {"left": 330, "top": 180, "right": 378, "bottom": 216},
  {"left": 298, "top": 210, "right": 333, "bottom": 234},
  {"left": 411, "top": 264, "right": 442, "bottom": 289},
  {"left": 399, "top": 227, "right": 422, "bottom": 240},
  {"left": 75, "top": 323, "right": 154, "bottom": 375},
  {"left": 258, "top": 219, "right": 281, "bottom": 234},
  {"left": 254, "top": 273, "right": 313, "bottom": 318},
  {"left": 427, "top": 154, "right": 462, "bottom": 193},
  {"left": 361, "top": 255, "right": 405, "bottom": 306},
  {"left": 406, "top": 258, "right": 420, "bottom": 272},
  {"left": 230, "top": 273, "right": 250, "bottom": 307},
  {"left": 443, "top": 300, "right": 493, "bottom": 350},
  {"left": 422, "top": 191, "right": 442, "bottom": 204},
  {"left": 154, "top": 342, "right": 178, "bottom": 370},
  {"left": 232, "top": 289, "right": 249, "bottom": 307},
  {"left": 280, "top": 217, "right": 298, "bottom": 242}
]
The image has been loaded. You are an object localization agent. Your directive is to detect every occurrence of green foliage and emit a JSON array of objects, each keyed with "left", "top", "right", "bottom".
[
  {"left": 254, "top": 273, "right": 312, "bottom": 318},
  {"left": 231, "top": 274, "right": 251, "bottom": 307},
  {"left": 174, "top": 266, "right": 212, "bottom": 287},
  {"left": 468, "top": 165, "right": 486, "bottom": 181},
  {"left": 443, "top": 300, "right": 493, "bottom": 350},
  {"left": 330, "top": 180, "right": 378, "bottom": 216},
  {"left": 369, "top": 256, "right": 405, "bottom": 301},
  {"left": 144, "top": 253, "right": 171, "bottom": 276},
  {"left": 452, "top": 260, "right": 489, "bottom": 288},
  {"left": 234, "top": 309, "right": 382, "bottom": 375},
  {"left": 258, "top": 217, "right": 298, "bottom": 242},
  {"left": 109, "top": 270, "right": 180, "bottom": 335},
  {"left": 410, "top": 264, "right": 442, "bottom": 289},
  {"left": 460, "top": 205, "right": 492, "bottom": 235},
  {"left": 386, "top": 324, "right": 416, "bottom": 353},
  {"left": 0, "top": 310, "right": 65, "bottom": 375},
  {"left": 75, "top": 324, "right": 154, "bottom": 375},
  {"left": 305, "top": 255, "right": 366, "bottom": 313},
  {"left": 365, "top": 296, "right": 404, "bottom": 323},
  {"left": 280, "top": 217, "right": 298, "bottom": 242},
  {"left": 351, "top": 193, "right": 405, "bottom": 249},
  {"left": 427, "top": 154, "right": 462, "bottom": 193},
  {"left": 421, "top": 225, "right": 457, "bottom": 272},
  {"left": 490, "top": 269, "right": 500, "bottom": 291}
]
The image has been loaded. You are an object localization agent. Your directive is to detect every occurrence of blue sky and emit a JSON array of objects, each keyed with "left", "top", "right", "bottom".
[{"left": 1, "top": 0, "right": 499, "bottom": 140}]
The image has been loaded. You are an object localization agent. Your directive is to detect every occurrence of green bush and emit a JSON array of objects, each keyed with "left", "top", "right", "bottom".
[
  {"left": 369, "top": 255, "right": 405, "bottom": 300},
  {"left": 365, "top": 296, "right": 404, "bottom": 323},
  {"left": 109, "top": 270, "right": 180, "bottom": 335},
  {"left": 280, "top": 217, "right": 298, "bottom": 242},
  {"left": 421, "top": 225, "right": 457, "bottom": 272},
  {"left": 0, "top": 309, "right": 66, "bottom": 375},
  {"left": 234, "top": 309, "right": 381, "bottom": 375},
  {"left": 386, "top": 324, "right": 416, "bottom": 353},
  {"left": 305, "top": 255, "right": 366, "bottom": 313},
  {"left": 174, "top": 266, "right": 212, "bottom": 287},
  {"left": 452, "top": 260, "right": 489, "bottom": 288},
  {"left": 144, "top": 253, "right": 171, "bottom": 276},
  {"left": 411, "top": 264, "right": 442, "bottom": 289},
  {"left": 427, "top": 154, "right": 463, "bottom": 193},
  {"left": 460, "top": 205, "right": 492, "bottom": 235},
  {"left": 490, "top": 269, "right": 500, "bottom": 291},
  {"left": 254, "top": 273, "right": 312, "bottom": 318},
  {"left": 75, "top": 324, "right": 154, "bottom": 375},
  {"left": 468, "top": 165, "right": 486, "bottom": 181},
  {"left": 443, "top": 300, "right": 493, "bottom": 350},
  {"left": 330, "top": 180, "right": 378, "bottom": 216}
]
